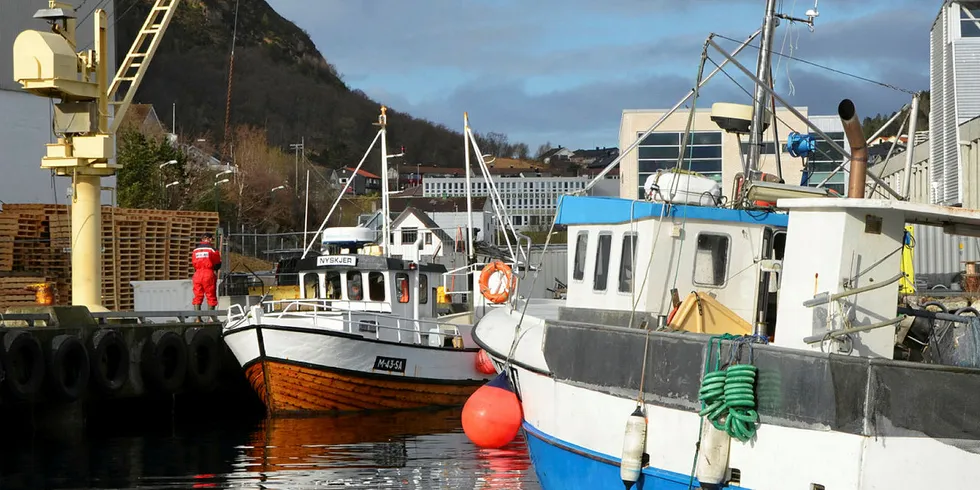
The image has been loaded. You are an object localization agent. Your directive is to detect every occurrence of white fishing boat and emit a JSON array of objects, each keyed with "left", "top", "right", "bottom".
[
  {"left": 222, "top": 108, "right": 531, "bottom": 415},
  {"left": 470, "top": 2, "right": 980, "bottom": 489}
]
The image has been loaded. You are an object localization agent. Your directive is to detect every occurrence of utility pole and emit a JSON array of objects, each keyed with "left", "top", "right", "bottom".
[{"left": 290, "top": 138, "right": 304, "bottom": 197}]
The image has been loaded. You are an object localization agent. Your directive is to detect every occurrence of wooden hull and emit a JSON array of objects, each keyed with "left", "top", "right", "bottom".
[{"left": 246, "top": 360, "right": 482, "bottom": 415}]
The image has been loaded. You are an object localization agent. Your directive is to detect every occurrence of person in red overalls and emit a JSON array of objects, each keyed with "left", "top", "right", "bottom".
[{"left": 192, "top": 232, "right": 222, "bottom": 313}]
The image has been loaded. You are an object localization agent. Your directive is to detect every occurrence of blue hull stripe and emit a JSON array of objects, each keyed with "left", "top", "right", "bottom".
[
  {"left": 555, "top": 195, "right": 788, "bottom": 228},
  {"left": 522, "top": 421, "right": 749, "bottom": 490}
]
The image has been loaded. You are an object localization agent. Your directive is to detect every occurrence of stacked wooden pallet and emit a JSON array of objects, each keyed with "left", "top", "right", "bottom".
[{"left": 0, "top": 204, "right": 219, "bottom": 311}]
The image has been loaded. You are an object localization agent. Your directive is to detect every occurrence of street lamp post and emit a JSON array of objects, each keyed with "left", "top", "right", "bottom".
[
  {"left": 214, "top": 178, "right": 230, "bottom": 212},
  {"left": 159, "top": 160, "right": 178, "bottom": 203}
]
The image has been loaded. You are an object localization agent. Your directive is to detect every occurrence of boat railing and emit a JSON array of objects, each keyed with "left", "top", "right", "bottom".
[
  {"left": 244, "top": 298, "right": 471, "bottom": 348},
  {"left": 270, "top": 298, "right": 392, "bottom": 315}
]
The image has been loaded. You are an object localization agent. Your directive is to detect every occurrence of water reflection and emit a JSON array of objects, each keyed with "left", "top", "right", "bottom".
[
  {"left": 0, "top": 407, "right": 539, "bottom": 489},
  {"left": 237, "top": 408, "right": 538, "bottom": 489}
]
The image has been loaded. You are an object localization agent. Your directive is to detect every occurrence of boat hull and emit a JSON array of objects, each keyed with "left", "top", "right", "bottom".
[
  {"left": 244, "top": 359, "right": 482, "bottom": 414},
  {"left": 224, "top": 323, "right": 488, "bottom": 415},
  {"left": 473, "top": 304, "right": 980, "bottom": 490},
  {"left": 523, "top": 421, "right": 745, "bottom": 490}
]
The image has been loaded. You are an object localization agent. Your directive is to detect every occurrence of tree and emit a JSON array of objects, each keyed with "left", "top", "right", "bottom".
[
  {"left": 514, "top": 142, "right": 530, "bottom": 160},
  {"left": 116, "top": 129, "right": 187, "bottom": 209},
  {"left": 535, "top": 141, "right": 553, "bottom": 160}
]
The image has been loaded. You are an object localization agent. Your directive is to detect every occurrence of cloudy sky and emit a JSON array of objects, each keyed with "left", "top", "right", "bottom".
[{"left": 264, "top": 0, "right": 935, "bottom": 151}]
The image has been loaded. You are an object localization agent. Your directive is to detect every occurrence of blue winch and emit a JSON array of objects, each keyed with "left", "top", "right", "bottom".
[{"left": 785, "top": 131, "right": 816, "bottom": 158}]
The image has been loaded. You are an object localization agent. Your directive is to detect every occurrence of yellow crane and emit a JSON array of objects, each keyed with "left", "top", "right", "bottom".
[{"left": 12, "top": 0, "right": 179, "bottom": 310}]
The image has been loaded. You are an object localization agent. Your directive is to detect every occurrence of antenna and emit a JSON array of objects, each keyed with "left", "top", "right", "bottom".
[{"left": 776, "top": 0, "right": 820, "bottom": 32}]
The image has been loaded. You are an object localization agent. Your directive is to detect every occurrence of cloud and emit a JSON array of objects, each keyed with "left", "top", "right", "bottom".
[{"left": 266, "top": 0, "right": 936, "bottom": 149}]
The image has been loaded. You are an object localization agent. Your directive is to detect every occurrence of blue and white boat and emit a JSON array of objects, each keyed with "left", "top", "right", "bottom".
[{"left": 470, "top": 1, "right": 980, "bottom": 489}]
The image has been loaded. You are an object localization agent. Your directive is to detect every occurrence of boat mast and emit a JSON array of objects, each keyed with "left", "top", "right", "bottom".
[
  {"left": 745, "top": 0, "right": 780, "bottom": 179},
  {"left": 379, "top": 106, "right": 391, "bottom": 258}
]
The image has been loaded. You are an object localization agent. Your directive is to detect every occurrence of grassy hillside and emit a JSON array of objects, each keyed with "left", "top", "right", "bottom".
[{"left": 115, "top": 0, "right": 469, "bottom": 171}]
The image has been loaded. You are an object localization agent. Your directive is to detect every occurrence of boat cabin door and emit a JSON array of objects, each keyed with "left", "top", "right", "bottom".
[{"left": 756, "top": 227, "right": 785, "bottom": 339}]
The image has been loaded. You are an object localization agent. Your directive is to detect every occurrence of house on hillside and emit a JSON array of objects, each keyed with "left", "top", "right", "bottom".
[
  {"left": 332, "top": 167, "right": 382, "bottom": 195},
  {"left": 539, "top": 146, "right": 575, "bottom": 164},
  {"left": 118, "top": 103, "right": 168, "bottom": 137},
  {"left": 571, "top": 147, "right": 619, "bottom": 166},
  {"left": 390, "top": 196, "right": 495, "bottom": 244},
  {"left": 389, "top": 207, "right": 458, "bottom": 258}
]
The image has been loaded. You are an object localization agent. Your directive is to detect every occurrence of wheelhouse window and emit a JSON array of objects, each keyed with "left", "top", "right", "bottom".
[
  {"left": 694, "top": 234, "right": 730, "bottom": 287},
  {"left": 368, "top": 272, "right": 385, "bottom": 301},
  {"left": 346, "top": 271, "right": 363, "bottom": 300},
  {"left": 619, "top": 234, "right": 638, "bottom": 293},
  {"left": 419, "top": 274, "right": 428, "bottom": 304},
  {"left": 325, "top": 271, "right": 341, "bottom": 299},
  {"left": 395, "top": 272, "right": 410, "bottom": 303},
  {"left": 594, "top": 233, "right": 612, "bottom": 291},
  {"left": 302, "top": 273, "right": 320, "bottom": 299},
  {"left": 573, "top": 231, "right": 588, "bottom": 281}
]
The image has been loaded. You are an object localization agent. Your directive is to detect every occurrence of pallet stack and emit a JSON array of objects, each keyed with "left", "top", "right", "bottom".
[{"left": 0, "top": 204, "right": 219, "bottom": 311}]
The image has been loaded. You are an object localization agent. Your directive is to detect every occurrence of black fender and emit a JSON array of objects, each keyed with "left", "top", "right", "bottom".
[
  {"left": 184, "top": 327, "right": 219, "bottom": 392},
  {"left": 89, "top": 328, "right": 130, "bottom": 395},
  {"left": 48, "top": 334, "right": 90, "bottom": 402},
  {"left": 141, "top": 330, "right": 187, "bottom": 394},
  {"left": 2, "top": 329, "right": 45, "bottom": 401}
]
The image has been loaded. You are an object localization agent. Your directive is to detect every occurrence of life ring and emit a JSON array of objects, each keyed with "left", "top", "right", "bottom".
[
  {"left": 184, "top": 327, "right": 220, "bottom": 392},
  {"left": 89, "top": 328, "right": 130, "bottom": 395},
  {"left": 141, "top": 330, "right": 188, "bottom": 394},
  {"left": 480, "top": 261, "right": 514, "bottom": 304},
  {"left": 48, "top": 334, "right": 91, "bottom": 402},
  {"left": 2, "top": 330, "right": 45, "bottom": 401}
]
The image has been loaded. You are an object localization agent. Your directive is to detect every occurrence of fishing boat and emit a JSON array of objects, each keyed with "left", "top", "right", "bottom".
[
  {"left": 221, "top": 108, "right": 523, "bottom": 415},
  {"left": 469, "top": 2, "right": 980, "bottom": 489}
]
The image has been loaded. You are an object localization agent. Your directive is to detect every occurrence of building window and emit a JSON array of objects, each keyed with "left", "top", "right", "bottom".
[
  {"left": 739, "top": 141, "right": 779, "bottom": 155},
  {"left": 573, "top": 232, "right": 588, "bottom": 281},
  {"left": 368, "top": 272, "right": 385, "bottom": 301},
  {"left": 693, "top": 234, "right": 730, "bottom": 287},
  {"left": 401, "top": 227, "right": 418, "bottom": 244},
  {"left": 419, "top": 274, "right": 428, "bottom": 304},
  {"left": 618, "top": 234, "right": 638, "bottom": 293},
  {"left": 637, "top": 131, "right": 722, "bottom": 198},
  {"left": 962, "top": 6, "right": 980, "bottom": 37},
  {"left": 803, "top": 131, "right": 846, "bottom": 195},
  {"left": 594, "top": 233, "right": 612, "bottom": 291},
  {"left": 395, "top": 272, "right": 410, "bottom": 303},
  {"left": 424, "top": 232, "right": 433, "bottom": 245}
]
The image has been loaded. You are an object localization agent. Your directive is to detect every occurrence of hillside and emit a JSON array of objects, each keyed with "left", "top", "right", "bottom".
[{"left": 115, "top": 0, "right": 470, "bottom": 171}]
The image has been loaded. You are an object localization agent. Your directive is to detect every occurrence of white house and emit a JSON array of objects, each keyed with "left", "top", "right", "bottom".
[
  {"left": 389, "top": 207, "right": 459, "bottom": 258},
  {"left": 389, "top": 196, "right": 497, "bottom": 244}
]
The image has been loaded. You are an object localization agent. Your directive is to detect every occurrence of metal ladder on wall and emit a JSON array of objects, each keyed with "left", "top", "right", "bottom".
[{"left": 107, "top": 0, "right": 180, "bottom": 133}]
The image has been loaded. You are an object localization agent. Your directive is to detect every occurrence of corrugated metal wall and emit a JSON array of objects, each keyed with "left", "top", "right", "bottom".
[
  {"left": 912, "top": 224, "right": 980, "bottom": 288},
  {"left": 517, "top": 245, "right": 568, "bottom": 299}
]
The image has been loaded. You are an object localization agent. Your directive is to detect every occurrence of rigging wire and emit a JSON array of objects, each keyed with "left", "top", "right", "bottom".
[
  {"left": 704, "top": 56, "right": 843, "bottom": 169},
  {"left": 713, "top": 32, "right": 917, "bottom": 95}
]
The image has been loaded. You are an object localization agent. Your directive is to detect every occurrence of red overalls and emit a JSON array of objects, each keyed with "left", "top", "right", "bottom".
[{"left": 192, "top": 242, "right": 222, "bottom": 307}]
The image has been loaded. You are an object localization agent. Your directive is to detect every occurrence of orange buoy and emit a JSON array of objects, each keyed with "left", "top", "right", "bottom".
[
  {"left": 476, "top": 349, "right": 496, "bottom": 375},
  {"left": 462, "top": 373, "right": 523, "bottom": 449}
]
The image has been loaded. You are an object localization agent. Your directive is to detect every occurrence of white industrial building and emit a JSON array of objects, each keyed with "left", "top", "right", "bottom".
[
  {"left": 422, "top": 176, "right": 588, "bottom": 230},
  {"left": 617, "top": 107, "right": 848, "bottom": 200},
  {"left": 0, "top": 0, "right": 116, "bottom": 204}
]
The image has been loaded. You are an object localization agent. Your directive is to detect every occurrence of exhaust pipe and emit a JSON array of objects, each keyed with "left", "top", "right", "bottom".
[{"left": 838, "top": 99, "right": 868, "bottom": 198}]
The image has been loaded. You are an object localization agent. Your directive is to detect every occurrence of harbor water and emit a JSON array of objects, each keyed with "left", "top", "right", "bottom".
[{"left": 0, "top": 406, "right": 540, "bottom": 489}]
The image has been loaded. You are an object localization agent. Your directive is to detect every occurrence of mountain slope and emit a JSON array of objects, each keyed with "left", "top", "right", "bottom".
[{"left": 116, "top": 0, "right": 465, "bottom": 170}]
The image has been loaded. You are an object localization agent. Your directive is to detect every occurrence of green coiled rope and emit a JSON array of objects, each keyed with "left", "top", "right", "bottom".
[{"left": 696, "top": 334, "right": 763, "bottom": 442}]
